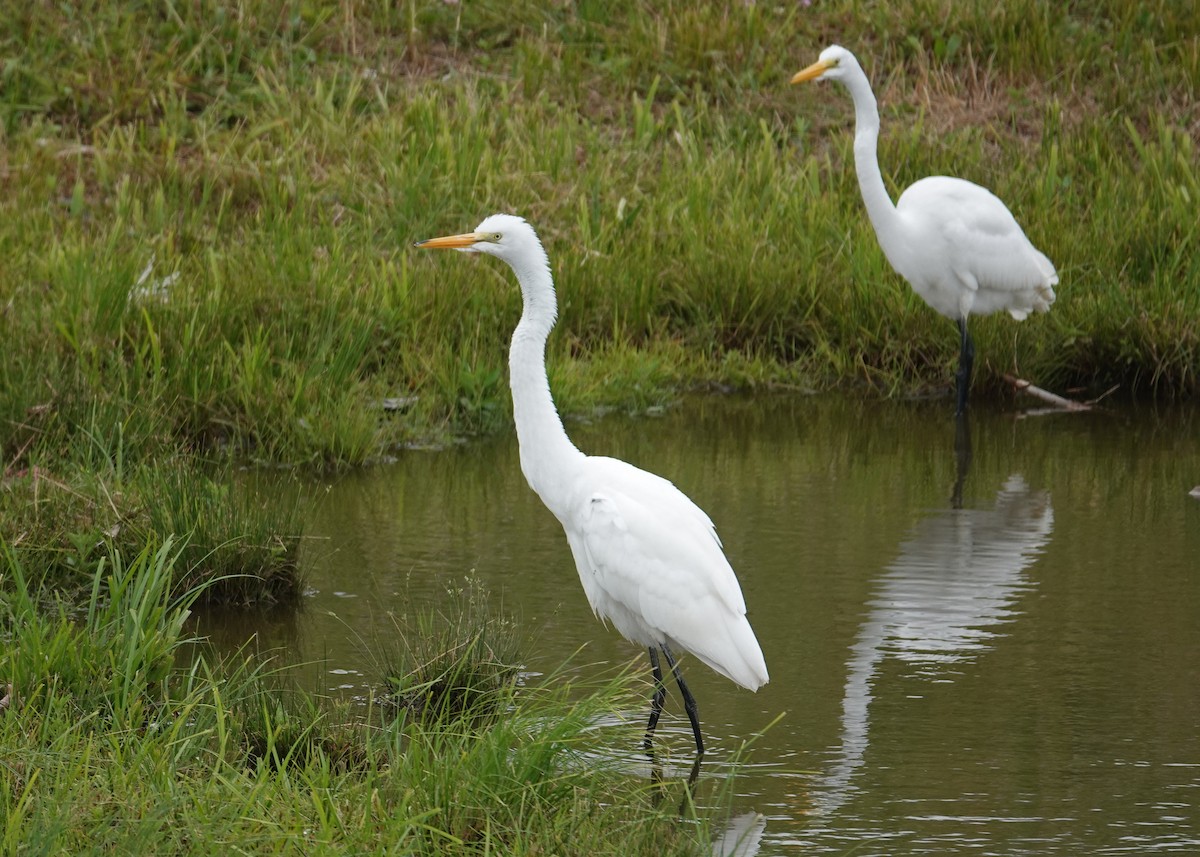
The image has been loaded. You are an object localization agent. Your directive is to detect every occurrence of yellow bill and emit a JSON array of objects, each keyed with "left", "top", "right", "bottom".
[
  {"left": 791, "top": 58, "right": 832, "bottom": 85},
  {"left": 414, "top": 231, "right": 482, "bottom": 250}
]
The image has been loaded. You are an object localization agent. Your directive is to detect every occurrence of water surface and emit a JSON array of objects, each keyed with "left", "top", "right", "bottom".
[{"left": 219, "top": 395, "right": 1200, "bottom": 854}]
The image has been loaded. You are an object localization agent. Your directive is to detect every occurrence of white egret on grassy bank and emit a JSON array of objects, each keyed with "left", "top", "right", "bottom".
[
  {"left": 416, "top": 214, "right": 769, "bottom": 757},
  {"left": 792, "top": 45, "right": 1057, "bottom": 415}
]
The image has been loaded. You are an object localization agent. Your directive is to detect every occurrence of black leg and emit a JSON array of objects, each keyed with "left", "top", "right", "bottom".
[
  {"left": 955, "top": 317, "right": 975, "bottom": 416},
  {"left": 648, "top": 731, "right": 703, "bottom": 814},
  {"left": 644, "top": 647, "right": 668, "bottom": 753},
  {"left": 951, "top": 411, "right": 973, "bottom": 509},
  {"left": 674, "top": 754, "right": 703, "bottom": 818},
  {"left": 662, "top": 645, "right": 704, "bottom": 756}
]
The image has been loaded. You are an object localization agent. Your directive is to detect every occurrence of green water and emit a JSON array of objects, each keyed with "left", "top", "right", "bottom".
[{"left": 216, "top": 395, "right": 1200, "bottom": 854}]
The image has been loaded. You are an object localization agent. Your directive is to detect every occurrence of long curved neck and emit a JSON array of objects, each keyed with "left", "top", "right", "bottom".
[
  {"left": 842, "top": 68, "right": 905, "bottom": 259},
  {"left": 507, "top": 252, "right": 586, "bottom": 510}
]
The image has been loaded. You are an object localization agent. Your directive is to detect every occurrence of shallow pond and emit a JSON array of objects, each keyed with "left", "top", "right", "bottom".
[{"left": 213, "top": 395, "right": 1200, "bottom": 855}]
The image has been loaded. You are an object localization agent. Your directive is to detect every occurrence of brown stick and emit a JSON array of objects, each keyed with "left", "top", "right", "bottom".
[{"left": 1003, "top": 374, "right": 1092, "bottom": 411}]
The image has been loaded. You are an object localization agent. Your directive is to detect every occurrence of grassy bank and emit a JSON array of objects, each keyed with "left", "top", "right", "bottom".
[
  {"left": 2, "top": 0, "right": 1196, "bottom": 460},
  {"left": 0, "top": 538, "right": 725, "bottom": 854}
]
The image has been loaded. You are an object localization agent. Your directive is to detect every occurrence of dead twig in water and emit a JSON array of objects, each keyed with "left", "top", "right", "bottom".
[{"left": 1004, "top": 374, "right": 1093, "bottom": 412}]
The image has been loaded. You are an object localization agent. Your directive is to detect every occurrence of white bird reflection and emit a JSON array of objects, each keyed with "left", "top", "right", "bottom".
[
  {"left": 814, "top": 427, "right": 1054, "bottom": 816},
  {"left": 712, "top": 811, "right": 767, "bottom": 857}
]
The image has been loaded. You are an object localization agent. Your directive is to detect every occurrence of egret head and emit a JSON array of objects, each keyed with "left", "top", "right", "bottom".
[
  {"left": 791, "top": 44, "right": 860, "bottom": 85},
  {"left": 415, "top": 213, "right": 542, "bottom": 267}
]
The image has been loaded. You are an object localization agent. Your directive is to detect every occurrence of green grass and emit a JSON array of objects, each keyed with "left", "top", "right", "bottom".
[
  {"left": 0, "top": 453, "right": 304, "bottom": 606},
  {"left": 379, "top": 575, "right": 524, "bottom": 729},
  {"left": 0, "top": 536, "right": 729, "bottom": 855}
]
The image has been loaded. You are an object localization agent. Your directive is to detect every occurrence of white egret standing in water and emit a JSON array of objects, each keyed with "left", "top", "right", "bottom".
[
  {"left": 416, "top": 214, "right": 769, "bottom": 757},
  {"left": 792, "top": 45, "right": 1057, "bottom": 415}
]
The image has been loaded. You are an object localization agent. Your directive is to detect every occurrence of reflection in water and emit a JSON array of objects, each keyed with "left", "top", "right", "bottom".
[
  {"left": 951, "top": 413, "right": 972, "bottom": 509},
  {"left": 815, "top": 443, "right": 1054, "bottom": 815},
  {"left": 712, "top": 811, "right": 767, "bottom": 857}
]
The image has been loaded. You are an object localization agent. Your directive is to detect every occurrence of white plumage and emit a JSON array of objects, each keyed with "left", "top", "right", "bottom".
[
  {"left": 417, "top": 214, "right": 768, "bottom": 755},
  {"left": 793, "top": 45, "right": 1057, "bottom": 414},
  {"left": 563, "top": 457, "right": 766, "bottom": 691}
]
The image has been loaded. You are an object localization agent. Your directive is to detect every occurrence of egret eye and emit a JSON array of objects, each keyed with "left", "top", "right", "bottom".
[{"left": 486, "top": 232, "right": 503, "bottom": 243}]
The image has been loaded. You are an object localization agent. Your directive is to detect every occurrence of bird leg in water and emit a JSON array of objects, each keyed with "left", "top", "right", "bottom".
[
  {"left": 951, "top": 412, "right": 973, "bottom": 509},
  {"left": 644, "top": 646, "right": 706, "bottom": 757},
  {"left": 662, "top": 644, "right": 705, "bottom": 756},
  {"left": 644, "top": 647, "right": 669, "bottom": 753},
  {"left": 648, "top": 745, "right": 704, "bottom": 814},
  {"left": 955, "top": 317, "right": 975, "bottom": 416}
]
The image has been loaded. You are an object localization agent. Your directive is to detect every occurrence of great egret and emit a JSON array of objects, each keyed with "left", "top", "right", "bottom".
[
  {"left": 792, "top": 45, "right": 1057, "bottom": 415},
  {"left": 417, "top": 214, "right": 769, "bottom": 757}
]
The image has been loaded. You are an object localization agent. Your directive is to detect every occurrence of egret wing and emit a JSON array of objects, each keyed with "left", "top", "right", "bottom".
[
  {"left": 565, "top": 459, "right": 767, "bottom": 689},
  {"left": 578, "top": 457, "right": 745, "bottom": 616},
  {"left": 903, "top": 177, "right": 1058, "bottom": 305}
]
